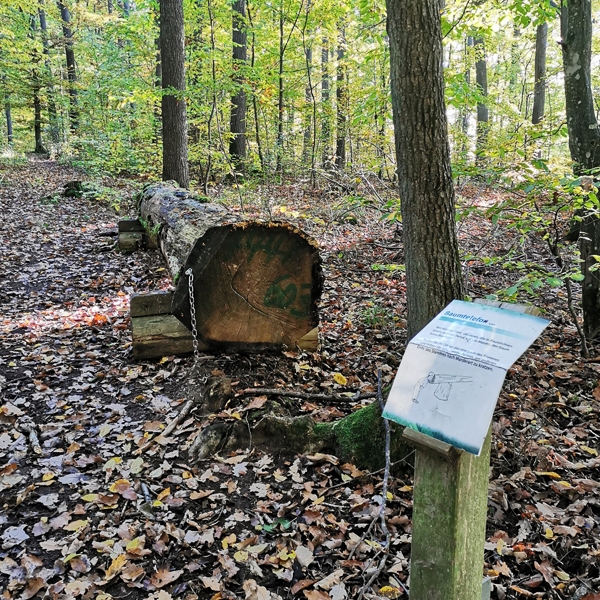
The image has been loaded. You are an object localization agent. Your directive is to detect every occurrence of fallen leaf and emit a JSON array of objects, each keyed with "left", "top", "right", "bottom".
[{"left": 150, "top": 568, "right": 183, "bottom": 588}]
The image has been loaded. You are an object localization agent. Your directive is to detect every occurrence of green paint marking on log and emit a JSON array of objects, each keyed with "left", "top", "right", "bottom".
[
  {"left": 245, "top": 232, "right": 295, "bottom": 266},
  {"left": 263, "top": 278, "right": 311, "bottom": 318}
]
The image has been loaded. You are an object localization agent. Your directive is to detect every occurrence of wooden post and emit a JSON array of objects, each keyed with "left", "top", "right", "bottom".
[
  {"left": 404, "top": 300, "right": 540, "bottom": 600},
  {"left": 405, "top": 427, "right": 491, "bottom": 600}
]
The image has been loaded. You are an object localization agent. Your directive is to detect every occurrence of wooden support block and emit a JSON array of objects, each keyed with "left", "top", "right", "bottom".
[
  {"left": 118, "top": 219, "right": 145, "bottom": 233},
  {"left": 296, "top": 327, "right": 318, "bottom": 351},
  {"left": 402, "top": 427, "right": 462, "bottom": 461},
  {"left": 132, "top": 314, "right": 204, "bottom": 360},
  {"left": 130, "top": 291, "right": 173, "bottom": 318},
  {"left": 119, "top": 232, "right": 143, "bottom": 252},
  {"left": 144, "top": 233, "right": 158, "bottom": 250}
]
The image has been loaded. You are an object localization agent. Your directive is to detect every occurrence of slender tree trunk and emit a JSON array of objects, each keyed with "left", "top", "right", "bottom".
[
  {"left": 154, "top": 9, "right": 162, "bottom": 146},
  {"left": 247, "top": 4, "right": 265, "bottom": 172},
  {"left": 2, "top": 76, "right": 12, "bottom": 145},
  {"left": 5, "top": 102, "right": 12, "bottom": 144},
  {"left": 58, "top": 0, "right": 78, "bottom": 133},
  {"left": 532, "top": 22, "right": 548, "bottom": 125},
  {"left": 461, "top": 36, "right": 472, "bottom": 141},
  {"left": 230, "top": 0, "right": 247, "bottom": 165},
  {"left": 321, "top": 38, "right": 330, "bottom": 168},
  {"left": 474, "top": 36, "right": 488, "bottom": 161},
  {"left": 276, "top": 3, "right": 284, "bottom": 173},
  {"left": 386, "top": 0, "right": 464, "bottom": 341},
  {"left": 107, "top": 0, "right": 113, "bottom": 14},
  {"left": 160, "top": 0, "right": 190, "bottom": 188},
  {"left": 39, "top": 6, "right": 59, "bottom": 144},
  {"left": 29, "top": 15, "right": 46, "bottom": 154},
  {"left": 302, "top": 2, "right": 313, "bottom": 166},
  {"left": 561, "top": 0, "right": 600, "bottom": 340},
  {"left": 335, "top": 21, "right": 347, "bottom": 169}
]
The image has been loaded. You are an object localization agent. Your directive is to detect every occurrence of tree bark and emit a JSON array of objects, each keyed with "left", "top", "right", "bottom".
[
  {"left": 39, "top": 6, "right": 59, "bottom": 144},
  {"left": 3, "top": 77, "right": 12, "bottom": 145},
  {"left": 561, "top": 0, "right": 600, "bottom": 340},
  {"left": 386, "top": 0, "right": 464, "bottom": 341},
  {"left": 58, "top": 0, "right": 78, "bottom": 133},
  {"left": 321, "top": 38, "right": 330, "bottom": 168},
  {"left": 28, "top": 15, "right": 46, "bottom": 154},
  {"left": 335, "top": 21, "right": 347, "bottom": 170},
  {"left": 137, "top": 182, "right": 323, "bottom": 350},
  {"left": 160, "top": 0, "right": 190, "bottom": 188},
  {"left": 229, "top": 0, "right": 247, "bottom": 165},
  {"left": 276, "top": 3, "right": 284, "bottom": 173},
  {"left": 474, "top": 36, "right": 488, "bottom": 161},
  {"left": 532, "top": 22, "right": 548, "bottom": 125}
]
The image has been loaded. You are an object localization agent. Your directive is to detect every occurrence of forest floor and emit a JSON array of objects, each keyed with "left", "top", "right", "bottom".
[{"left": 0, "top": 158, "right": 599, "bottom": 600}]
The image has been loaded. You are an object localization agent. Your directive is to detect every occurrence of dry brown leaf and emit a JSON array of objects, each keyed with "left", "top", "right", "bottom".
[
  {"left": 534, "top": 560, "right": 554, "bottom": 585},
  {"left": 150, "top": 568, "right": 183, "bottom": 589},
  {"left": 304, "top": 591, "right": 331, "bottom": 600},
  {"left": 292, "top": 580, "right": 317, "bottom": 595}
]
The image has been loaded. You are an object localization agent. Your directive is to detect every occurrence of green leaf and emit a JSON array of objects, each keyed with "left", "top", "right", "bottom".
[{"left": 546, "top": 277, "right": 563, "bottom": 287}]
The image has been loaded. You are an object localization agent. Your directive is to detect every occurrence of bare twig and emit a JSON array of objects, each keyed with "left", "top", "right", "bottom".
[
  {"left": 134, "top": 397, "right": 197, "bottom": 455},
  {"left": 356, "top": 369, "right": 399, "bottom": 600}
]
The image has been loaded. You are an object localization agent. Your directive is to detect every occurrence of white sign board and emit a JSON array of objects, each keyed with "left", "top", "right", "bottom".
[{"left": 383, "top": 300, "right": 549, "bottom": 455}]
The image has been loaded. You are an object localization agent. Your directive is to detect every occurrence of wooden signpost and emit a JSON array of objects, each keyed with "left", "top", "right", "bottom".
[{"left": 384, "top": 299, "right": 549, "bottom": 600}]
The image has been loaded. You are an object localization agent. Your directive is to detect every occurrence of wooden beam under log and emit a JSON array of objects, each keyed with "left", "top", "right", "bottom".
[{"left": 136, "top": 182, "right": 323, "bottom": 351}]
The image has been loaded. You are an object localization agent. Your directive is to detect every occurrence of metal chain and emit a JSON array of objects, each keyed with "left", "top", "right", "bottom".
[{"left": 185, "top": 268, "right": 200, "bottom": 362}]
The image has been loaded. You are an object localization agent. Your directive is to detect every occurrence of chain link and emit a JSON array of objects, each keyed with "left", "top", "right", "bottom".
[{"left": 185, "top": 268, "right": 200, "bottom": 362}]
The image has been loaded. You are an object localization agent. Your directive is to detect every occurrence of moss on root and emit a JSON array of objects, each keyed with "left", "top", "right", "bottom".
[{"left": 314, "top": 401, "right": 410, "bottom": 471}]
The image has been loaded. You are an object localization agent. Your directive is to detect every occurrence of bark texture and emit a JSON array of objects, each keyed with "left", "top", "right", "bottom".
[
  {"left": 335, "top": 22, "right": 347, "bottom": 169},
  {"left": 474, "top": 36, "right": 488, "bottom": 158},
  {"left": 58, "top": 0, "right": 78, "bottom": 132},
  {"left": 137, "top": 182, "right": 323, "bottom": 350},
  {"left": 561, "top": 0, "right": 600, "bottom": 172},
  {"left": 321, "top": 38, "right": 330, "bottom": 167},
  {"left": 160, "top": 0, "right": 190, "bottom": 188},
  {"left": 39, "top": 7, "right": 59, "bottom": 143},
  {"left": 532, "top": 22, "right": 548, "bottom": 125},
  {"left": 229, "top": 0, "right": 247, "bottom": 163},
  {"left": 386, "top": 0, "right": 464, "bottom": 340},
  {"left": 561, "top": 0, "right": 600, "bottom": 340}
]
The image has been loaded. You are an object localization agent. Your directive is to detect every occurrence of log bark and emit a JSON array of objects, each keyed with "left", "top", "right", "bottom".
[{"left": 137, "top": 182, "right": 323, "bottom": 350}]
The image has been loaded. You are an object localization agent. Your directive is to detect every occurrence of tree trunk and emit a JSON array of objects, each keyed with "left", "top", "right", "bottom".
[
  {"left": 461, "top": 36, "right": 472, "bottom": 143},
  {"left": 276, "top": 3, "right": 284, "bottom": 173},
  {"left": 154, "top": 9, "right": 162, "bottom": 146},
  {"left": 561, "top": 0, "right": 600, "bottom": 340},
  {"left": 160, "top": 0, "right": 190, "bottom": 188},
  {"left": 229, "top": 0, "right": 247, "bottom": 165},
  {"left": 335, "top": 21, "right": 347, "bottom": 170},
  {"left": 474, "top": 36, "right": 488, "bottom": 161},
  {"left": 58, "top": 0, "right": 78, "bottom": 133},
  {"left": 386, "top": 0, "right": 464, "bottom": 341},
  {"left": 39, "top": 7, "right": 59, "bottom": 144},
  {"left": 137, "top": 182, "right": 323, "bottom": 350},
  {"left": 302, "top": 9, "right": 313, "bottom": 167},
  {"left": 28, "top": 15, "right": 46, "bottom": 154},
  {"left": 321, "top": 39, "right": 331, "bottom": 168},
  {"left": 532, "top": 22, "right": 548, "bottom": 125},
  {"left": 3, "top": 82, "right": 12, "bottom": 145}
]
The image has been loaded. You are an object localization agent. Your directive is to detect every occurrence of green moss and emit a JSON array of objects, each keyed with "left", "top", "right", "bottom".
[{"left": 324, "top": 402, "right": 410, "bottom": 471}]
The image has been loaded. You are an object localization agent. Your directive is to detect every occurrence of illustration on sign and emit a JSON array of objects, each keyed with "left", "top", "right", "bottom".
[
  {"left": 383, "top": 300, "right": 549, "bottom": 455},
  {"left": 412, "top": 373, "right": 473, "bottom": 403}
]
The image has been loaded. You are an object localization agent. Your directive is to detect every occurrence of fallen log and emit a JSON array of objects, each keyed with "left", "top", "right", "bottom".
[{"left": 136, "top": 182, "right": 323, "bottom": 350}]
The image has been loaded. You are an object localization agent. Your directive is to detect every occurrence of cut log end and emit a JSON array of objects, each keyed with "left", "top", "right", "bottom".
[{"left": 172, "top": 223, "right": 322, "bottom": 350}]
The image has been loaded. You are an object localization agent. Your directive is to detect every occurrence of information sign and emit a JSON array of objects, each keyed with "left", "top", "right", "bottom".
[{"left": 383, "top": 300, "right": 550, "bottom": 455}]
